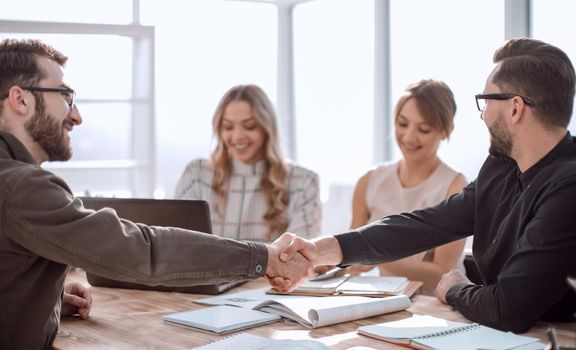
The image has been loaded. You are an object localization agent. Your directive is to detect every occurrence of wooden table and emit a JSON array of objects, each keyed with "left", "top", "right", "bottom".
[{"left": 55, "top": 269, "right": 576, "bottom": 349}]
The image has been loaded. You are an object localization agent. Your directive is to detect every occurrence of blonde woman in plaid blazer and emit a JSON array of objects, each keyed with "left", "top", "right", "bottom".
[{"left": 175, "top": 84, "right": 321, "bottom": 242}]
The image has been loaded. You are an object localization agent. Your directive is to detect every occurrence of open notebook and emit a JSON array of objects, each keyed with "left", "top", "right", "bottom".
[
  {"left": 196, "top": 287, "right": 412, "bottom": 328},
  {"left": 80, "top": 196, "right": 244, "bottom": 294},
  {"left": 268, "top": 275, "right": 422, "bottom": 298}
]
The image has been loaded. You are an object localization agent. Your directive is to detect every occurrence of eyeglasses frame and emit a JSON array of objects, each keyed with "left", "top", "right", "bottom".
[
  {"left": 0, "top": 86, "right": 76, "bottom": 110},
  {"left": 475, "top": 93, "right": 535, "bottom": 113}
]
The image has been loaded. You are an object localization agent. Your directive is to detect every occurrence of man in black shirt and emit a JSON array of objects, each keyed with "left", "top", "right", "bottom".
[{"left": 275, "top": 38, "right": 576, "bottom": 333}]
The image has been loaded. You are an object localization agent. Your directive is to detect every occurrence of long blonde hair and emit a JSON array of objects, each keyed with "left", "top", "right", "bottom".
[{"left": 210, "top": 84, "right": 288, "bottom": 239}]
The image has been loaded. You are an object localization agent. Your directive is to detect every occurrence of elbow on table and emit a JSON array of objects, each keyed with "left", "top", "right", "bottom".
[
  {"left": 500, "top": 320, "right": 533, "bottom": 334},
  {"left": 494, "top": 311, "right": 539, "bottom": 334}
]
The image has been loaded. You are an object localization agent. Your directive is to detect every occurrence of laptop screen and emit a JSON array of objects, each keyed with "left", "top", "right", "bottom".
[
  {"left": 79, "top": 197, "right": 212, "bottom": 234},
  {"left": 78, "top": 197, "right": 242, "bottom": 294}
]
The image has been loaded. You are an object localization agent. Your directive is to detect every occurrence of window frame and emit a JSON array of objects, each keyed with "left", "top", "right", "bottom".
[{"left": 0, "top": 19, "right": 156, "bottom": 197}]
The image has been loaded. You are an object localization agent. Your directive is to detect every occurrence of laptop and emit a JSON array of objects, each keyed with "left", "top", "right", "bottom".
[{"left": 79, "top": 196, "right": 244, "bottom": 294}]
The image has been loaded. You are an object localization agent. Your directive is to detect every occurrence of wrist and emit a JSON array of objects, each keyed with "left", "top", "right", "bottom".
[
  {"left": 314, "top": 236, "right": 343, "bottom": 267},
  {"left": 265, "top": 245, "right": 275, "bottom": 276}
]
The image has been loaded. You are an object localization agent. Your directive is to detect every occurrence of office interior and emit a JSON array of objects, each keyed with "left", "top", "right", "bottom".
[{"left": 2, "top": 0, "right": 575, "bottom": 237}]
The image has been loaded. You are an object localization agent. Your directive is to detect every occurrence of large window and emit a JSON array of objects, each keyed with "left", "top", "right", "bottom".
[
  {"left": 532, "top": 0, "right": 576, "bottom": 134},
  {"left": 3, "top": 0, "right": 560, "bottom": 233},
  {"left": 140, "top": 0, "right": 277, "bottom": 198},
  {"left": 390, "top": 0, "right": 504, "bottom": 182},
  {"left": 36, "top": 34, "right": 137, "bottom": 197},
  {"left": 0, "top": 0, "right": 132, "bottom": 24},
  {"left": 1, "top": 4, "right": 154, "bottom": 197},
  {"left": 293, "top": 0, "right": 374, "bottom": 199}
]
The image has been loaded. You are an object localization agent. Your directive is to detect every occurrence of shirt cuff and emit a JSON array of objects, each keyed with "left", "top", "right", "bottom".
[
  {"left": 247, "top": 241, "right": 268, "bottom": 277},
  {"left": 446, "top": 282, "right": 468, "bottom": 308},
  {"left": 334, "top": 230, "right": 365, "bottom": 266}
]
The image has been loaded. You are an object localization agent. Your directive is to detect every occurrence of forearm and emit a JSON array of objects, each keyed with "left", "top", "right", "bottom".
[
  {"left": 446, "top": 266, "right": 573, "bottom": 333},
  {"left": 84, "top": 224, "right": 268, "bottom": 285},
  {"left": 11, "top": 198, "right": 268, "bottom": 285},
  {"left": 336, "top": 210, "right": 471, "bottom": 266}
]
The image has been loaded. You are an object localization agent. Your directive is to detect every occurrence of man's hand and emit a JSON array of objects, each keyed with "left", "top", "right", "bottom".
[
  {"left": 61, "top": 282, "right": 93, "bottom": 319},
  {"left": 435, "top": 269, "right": 472, "bottom": 304},
  {"left": 279, "top": 234, "right": 343, "bottom": 267},
  {"left": 269, "top": 233, "right": 345, "bottom": 291},
  {"left": 265, "top": 233, "right": 316, "bottom": 292},
  {"left": 278, "top": 233, "right": 318, "bottom": 263}
]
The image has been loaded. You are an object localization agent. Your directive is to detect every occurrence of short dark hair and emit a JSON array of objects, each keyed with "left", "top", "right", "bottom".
[
  {"left": 492, "top": 38, "right": 575, "bottom": 129},
  {"left": 0, "top": 39, "right": 68, "bottom": 115}
]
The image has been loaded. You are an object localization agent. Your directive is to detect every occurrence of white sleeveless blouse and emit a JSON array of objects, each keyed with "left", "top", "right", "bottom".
[{"left": 365, "top": 161, "right": 462, "bottom": 267}]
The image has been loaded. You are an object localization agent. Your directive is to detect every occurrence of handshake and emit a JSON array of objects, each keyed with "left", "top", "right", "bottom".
[{"left": 264, "top": 232, "right": 343, "bottom": 292}]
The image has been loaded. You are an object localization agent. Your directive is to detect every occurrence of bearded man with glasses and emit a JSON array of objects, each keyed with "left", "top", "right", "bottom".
[
  {"left": 275, "top": 38, "right": 576, "bottom": 334},
  {"left": 0, "top": 39, "right": 313, "bottom": 350}
]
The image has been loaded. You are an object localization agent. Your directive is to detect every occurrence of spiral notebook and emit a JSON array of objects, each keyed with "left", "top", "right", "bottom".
[{"left": 357, "top": 314, "right": 543, "bottom": 350}]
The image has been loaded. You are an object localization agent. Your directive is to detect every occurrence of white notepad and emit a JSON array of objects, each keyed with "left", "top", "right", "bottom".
[
  {"left": 162, "top": 305, "right": 280, "bottom": 334},
  {"left": 357, "top": 314, "right": 543, "bottom": 350}
]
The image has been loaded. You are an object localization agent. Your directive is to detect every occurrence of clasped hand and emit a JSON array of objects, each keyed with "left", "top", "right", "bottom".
[{"left": 265, "top": 232, "right": 318, "bottom": 292}]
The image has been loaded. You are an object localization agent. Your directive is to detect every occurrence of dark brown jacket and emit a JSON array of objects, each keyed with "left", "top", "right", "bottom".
[{"left": 0, "top": 132, "right": 268, "bottom": 349}]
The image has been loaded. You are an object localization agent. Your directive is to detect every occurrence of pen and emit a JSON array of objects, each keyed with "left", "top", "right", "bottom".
[
  {"left": 310, "top": 266, "right": 344, "bottom": 281},
  {"left": 547, "top": 326, "right": 559, "bottom": 350}
]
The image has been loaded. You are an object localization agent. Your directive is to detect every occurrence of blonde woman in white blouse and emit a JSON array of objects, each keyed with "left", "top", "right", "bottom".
[
  {"left": 175, "top": 84, "right": 321, "bottom": 243},
  {"left": 349, "top": 79, "right": 468, "bottom": 292}
]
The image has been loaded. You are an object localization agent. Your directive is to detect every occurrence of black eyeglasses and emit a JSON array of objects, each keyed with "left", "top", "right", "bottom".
[
  {"left": 475, "top": 93, "right": 535, "bottom": 112},
  {"left": 23, "top": 86, "right": 76, "bottom": 110},
  {"left": 0, "top": 86, "right": 76, "bottom": 110}
]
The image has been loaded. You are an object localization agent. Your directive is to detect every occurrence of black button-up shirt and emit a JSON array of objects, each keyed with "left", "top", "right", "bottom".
[{"left": 336, "top": 133, "right": 576, "bottom": 332}]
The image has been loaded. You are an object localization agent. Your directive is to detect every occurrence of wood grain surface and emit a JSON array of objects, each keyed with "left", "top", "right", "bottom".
[{"left": 54, "top": 269, "right": 575, "bottom": 349}]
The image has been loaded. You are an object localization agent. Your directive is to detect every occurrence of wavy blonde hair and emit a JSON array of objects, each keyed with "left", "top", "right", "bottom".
[{"left": 211, "top": 84, "right": 288, "bottom": 239}]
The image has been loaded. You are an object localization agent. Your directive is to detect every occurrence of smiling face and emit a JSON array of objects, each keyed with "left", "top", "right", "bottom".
[
  {"left": 25, "top": 57, "right": 82, "bottom": 162},
  {"left": 219, "top": 100, "right": 266, "bottom": 165},
  {"left": 395, "top": 98, "right": 445, "bottom": 163}
]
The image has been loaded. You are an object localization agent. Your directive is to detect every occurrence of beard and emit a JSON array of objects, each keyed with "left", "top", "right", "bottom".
[
  {"left": 488, "top": 115, "right": 513, "bottom": 159},
  {"left": 25, "top": 101, "right": 73, "bottom": 161}
]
